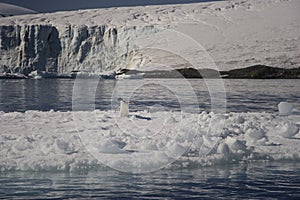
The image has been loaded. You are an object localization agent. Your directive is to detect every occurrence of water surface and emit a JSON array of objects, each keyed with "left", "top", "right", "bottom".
[
  {"left": 0, "top": 79, "right": 299, "bottom": 113},
  {"left": 1, "top": 162, "right": 300, "bottom": 199}
]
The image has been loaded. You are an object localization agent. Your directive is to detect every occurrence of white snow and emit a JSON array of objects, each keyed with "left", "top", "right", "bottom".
[
  {"left": 0, "top": 0, "right": 299, "bottom": 73},
  {"left": 0, "top": 0, "right": 299, "bottom": 172},
  {"left": 0, "top": 110, "right": 299, "bottom": 172}
]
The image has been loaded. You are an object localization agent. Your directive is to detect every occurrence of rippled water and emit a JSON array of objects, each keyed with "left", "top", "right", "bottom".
[
  {"left": 0, "top": 79, "right": 299, "bottom": 113},
  {"left": 1, "top": 162, "right": 300, "bottom": 199}
]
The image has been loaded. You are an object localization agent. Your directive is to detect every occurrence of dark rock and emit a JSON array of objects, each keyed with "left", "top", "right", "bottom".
[
  {"left": 222, "top": 65, "right": 300, "bottom": 79},
  {"left": 0, "top": 73, "right": 28, "bottom": 79},
  {"left": 117, "top": 67, "right": 220, "bottom": 78}
]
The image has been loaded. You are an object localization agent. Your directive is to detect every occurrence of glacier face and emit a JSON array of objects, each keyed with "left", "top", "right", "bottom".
[
  {"left": 0, "top": 25, "right": 60, "bottom": 74},
  {"left": 0, "top": 0, "right": 300, "bottom": 73},
  {"left": 0, "top": 24, "right": 157, "bottom": 74}
]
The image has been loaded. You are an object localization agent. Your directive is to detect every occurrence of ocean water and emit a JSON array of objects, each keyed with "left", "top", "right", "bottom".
[
  {"left": 1, "top": 78, "right": 300, "bottom": 199},
  {"left": 1, "top": 162, "right": 300, "bottom": 199},
  {"left": 0, "top": 79, "right": 299, "bottom": 113}
]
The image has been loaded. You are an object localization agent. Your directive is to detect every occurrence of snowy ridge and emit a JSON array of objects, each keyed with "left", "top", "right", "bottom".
[
  {"left": 0, "top": 110, "right": 299, "bottom": 172},
  {"left": 0, "top": 3, "right": 37, "bottom": 17},
  {"left": 0, "top": 0, "right": 299, "bottom": 73}
]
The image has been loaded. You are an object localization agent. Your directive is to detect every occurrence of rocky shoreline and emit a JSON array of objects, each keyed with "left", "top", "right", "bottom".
[
  {"left": 120, "top": 65, "right": 300, "bottom": 79},
  {"left": 1, "top": 65, "right": 299, "bottom": 79}
]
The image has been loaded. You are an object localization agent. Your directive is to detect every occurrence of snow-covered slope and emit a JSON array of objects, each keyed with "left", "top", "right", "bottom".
[
  {"left": 0, "top": 0, "right": 299, "bottom": 73},
  {"left": 0, "top": 3, "right": 37, "bottom": 17}
]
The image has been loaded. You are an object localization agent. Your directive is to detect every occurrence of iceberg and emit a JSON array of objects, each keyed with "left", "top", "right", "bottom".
[{"left": 278, "top": 102, "right": 293, "bottom": 115}]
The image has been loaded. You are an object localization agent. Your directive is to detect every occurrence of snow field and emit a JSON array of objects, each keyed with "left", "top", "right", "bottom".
[
  {"left": 1, "top": 0, "right": 299, "bottom": 72},
  {"left": 0, "top": 110, "right": 299, "bottom": 172}
]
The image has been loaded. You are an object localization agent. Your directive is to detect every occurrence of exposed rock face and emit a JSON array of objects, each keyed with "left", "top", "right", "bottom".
[
  {"left": 222, "top": 65, "right": 300, "bottom": 79},
  {"left": 119, "top": 65, "right": 300, "bottom": 79},
  {"left": 0, "top": 24, "right": 156, "bottom": 74}
]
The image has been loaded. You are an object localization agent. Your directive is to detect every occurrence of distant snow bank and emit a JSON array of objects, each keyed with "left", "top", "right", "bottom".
[
  {"left": 0, "top": 110, "right": 299, "bottom": 172},
  {"left": 0, "top": 0, "right": 299, "bottom": 73},
  {"left": 0, "top": 3, "right": 37, "bottom": 17}
]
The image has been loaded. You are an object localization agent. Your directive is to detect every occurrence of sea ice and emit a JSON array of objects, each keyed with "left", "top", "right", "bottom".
[
  {"left": 278, "top": 102, "right": 293, "bottom": 115},
  {"left": 0, "top": 110, "right": 299, "bottom": 172}
]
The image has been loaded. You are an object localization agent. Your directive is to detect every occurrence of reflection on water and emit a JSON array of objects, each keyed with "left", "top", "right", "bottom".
[
  {"left": 1, "top": 162, "right": 300, "bottom": 199},
  {"left": 0, "top": 79, "right": 299, "bottom": 113},
  {"left": 0, "top": 79, "right": 73, "bottom": 112}
]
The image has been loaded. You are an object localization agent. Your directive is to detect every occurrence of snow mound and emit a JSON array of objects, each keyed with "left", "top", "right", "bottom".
[
  {"left": 0, "top": 3, "right": 37, "bottom": 17},
  {"left": 0, "top": 110, "right": 299, "bottom": 172}
]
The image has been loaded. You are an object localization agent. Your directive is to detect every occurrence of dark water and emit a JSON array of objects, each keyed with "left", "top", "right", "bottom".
[
  {"left": 1, "top": 162, "right": 300, "bottom": 199},
  {"left": 0, "top": 79, "right": 299, "bottom": 113}
]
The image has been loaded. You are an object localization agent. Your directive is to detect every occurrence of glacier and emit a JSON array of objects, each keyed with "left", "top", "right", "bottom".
[
  {"left": 0, "top": 24, "right": 157, "bottom": 74},
  {"left": 0, "top": 0, "right": 300, "bottom": 74}
]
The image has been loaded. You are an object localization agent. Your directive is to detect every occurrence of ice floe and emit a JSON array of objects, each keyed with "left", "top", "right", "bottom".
[{"left": 0, "top": 110, "right": 299, "bottom": 172}]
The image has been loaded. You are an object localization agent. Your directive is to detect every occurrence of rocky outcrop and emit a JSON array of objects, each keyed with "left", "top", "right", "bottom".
[
  {"left": 139, "top": 68, "right": 220, "bottom": 78},
  {"left": 222, "top": 65, "right": 300, "bottom": 79},
  {"left": 119, "top": 65, "right": 300, "bottom": 79},
  {"left": 0, "top": 24, "right": 156, "bottom": 74}
]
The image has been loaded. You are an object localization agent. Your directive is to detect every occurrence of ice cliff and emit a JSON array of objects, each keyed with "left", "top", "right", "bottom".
[
  {"left": 0, "top": 24, "right": 157, "bottom": 74},
  {"left": 0, "top": 0, "right": 300, "bottom": 74}
]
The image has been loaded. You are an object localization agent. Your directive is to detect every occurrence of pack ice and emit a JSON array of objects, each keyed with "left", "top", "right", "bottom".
[{"left": 0, "top": 110, "right": 299, "bottom": 172}]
